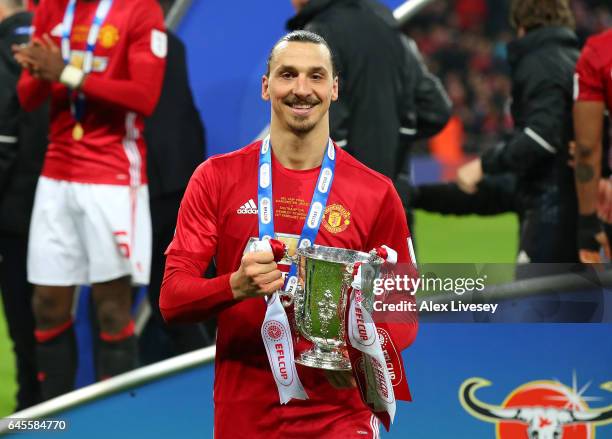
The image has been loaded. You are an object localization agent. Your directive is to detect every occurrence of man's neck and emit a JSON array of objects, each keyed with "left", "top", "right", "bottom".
[{"left": 269, "top": 122, "right": 330, "bottom": 171}]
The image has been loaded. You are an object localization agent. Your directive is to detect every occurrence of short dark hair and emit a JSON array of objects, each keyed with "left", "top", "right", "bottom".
[
  {"left": 510, "top": 0, "right": 575, "bottom": 31},
  {"left": 265, "top": 30, "right": 337, "bottom": 77}
]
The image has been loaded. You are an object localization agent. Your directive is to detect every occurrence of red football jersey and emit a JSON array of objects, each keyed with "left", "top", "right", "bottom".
[
  {"left": 161, "top": 141, "right": 418, "bottom": 438},
  {"left": 17, "top": 0, "right": 166, "bottom": 185},
  {"left": 575, "top": 29, "right": 612, "bottom": 112}
]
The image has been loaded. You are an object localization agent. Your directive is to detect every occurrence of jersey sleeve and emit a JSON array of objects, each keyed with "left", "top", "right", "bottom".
[
  {"left": 160, "top": 160, "right": 238, "bottom": 323},
  {"left": 366, "top": 182, "right": 418, "bottom": 351},
  {"left": 80, "top": 0, "right": 166, "bottom": 116},
  {"left": 365, "top": 182, "right": 412, "bottom": 264},
  {"left": 16, "top": 0, "right": 52, "bottom": 111},
  {"left": 575, "top": 39, "right": 604, "bottom": 102}
]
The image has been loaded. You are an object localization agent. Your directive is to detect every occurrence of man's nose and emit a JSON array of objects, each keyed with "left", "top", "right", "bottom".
[{"left": 293, "top": 74, "right": 311, "bottom": 97}]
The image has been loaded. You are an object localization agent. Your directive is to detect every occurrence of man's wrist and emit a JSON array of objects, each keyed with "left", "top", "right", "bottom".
[
  {"left": 59, "top": 65, "right": 85, "bottom": 89},
  {"left": 229, "top": 271, "right": 246, "bottom": 300}
]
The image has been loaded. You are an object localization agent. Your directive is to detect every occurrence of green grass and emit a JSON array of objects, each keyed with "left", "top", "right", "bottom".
[
  {"left": 0, "top": 294, "right": 17, "bottom": 417},
  {"left": 414, "top": 210, "right": 519, "bottom": 263},
  {"left": 0, "top": 210, "right": 519, "bottom": 416}
]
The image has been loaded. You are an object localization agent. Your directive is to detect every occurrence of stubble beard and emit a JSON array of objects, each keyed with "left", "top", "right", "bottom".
[{"left": 287, "top": 115, "right": 317, "bottom": 134}]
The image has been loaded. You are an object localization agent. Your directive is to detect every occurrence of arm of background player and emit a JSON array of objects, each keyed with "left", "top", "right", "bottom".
[
  {"left": 414, "top": 174, "right": 516, "bottom": 216},
  {"left": 574, "top": 101, "right": 604, "bottom": 215},
  {"left": 573, "top": 41, "right": 606, "bottom": 216},
  {"left": 160, "top": 160, "right": 238, "bottom": 324},
  {"left": 366, "top": 183, "right": 418, "bottom": 351},
  {"left": 16, "top": 3, "right": 51, "bottom": 111},
  {"left": 80, "top": 2, "right": 166, "bottom": 116},
  {"left": 481, "top": 65, "right": 566, "bottom": 176}
]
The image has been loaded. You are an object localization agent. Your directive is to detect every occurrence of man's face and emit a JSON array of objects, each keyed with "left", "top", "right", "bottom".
[
  {"left": 291, "top": 0, "right": 309, "bottom": 13},
  {"left": 262, "top": 41, "right": 338, "bottom": 135}
]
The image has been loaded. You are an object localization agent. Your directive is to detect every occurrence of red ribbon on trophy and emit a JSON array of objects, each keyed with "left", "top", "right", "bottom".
[{"left": 344, "top": 246, "right": 412, "bottom": 431}]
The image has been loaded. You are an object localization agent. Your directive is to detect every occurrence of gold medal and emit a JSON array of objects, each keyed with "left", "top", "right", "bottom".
[{"left": 72, "top": 123, "right": 84, "bottom": 141}]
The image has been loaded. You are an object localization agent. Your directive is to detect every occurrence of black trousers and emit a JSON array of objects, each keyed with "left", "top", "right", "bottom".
[
  {"left": 0, "top": 232, "right": 40, "bottom": 410},
  {"left": 140, "top": 191, "right": 213, "bottom": 364}
]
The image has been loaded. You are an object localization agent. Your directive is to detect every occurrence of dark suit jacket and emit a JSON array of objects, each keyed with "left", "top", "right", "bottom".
[
  {"left": 0, "top": 12, "right": 48, "bottom": 235},
  {"left": 145, "top": 31, "right": 206, "bottom": 200}
]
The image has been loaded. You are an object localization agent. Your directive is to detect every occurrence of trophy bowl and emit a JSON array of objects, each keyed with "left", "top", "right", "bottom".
[{"left": 293, "top": 245, "right": 383, "bottom": 371}]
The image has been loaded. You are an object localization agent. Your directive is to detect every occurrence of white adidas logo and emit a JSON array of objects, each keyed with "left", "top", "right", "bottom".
[{"left": 237, "top": 199, "right": 258, "bottom": 214}]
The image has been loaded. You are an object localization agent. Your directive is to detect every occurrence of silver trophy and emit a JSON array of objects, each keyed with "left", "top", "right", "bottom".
[{"left": 292, "top": 245, "right": 384, "bottom": 371}]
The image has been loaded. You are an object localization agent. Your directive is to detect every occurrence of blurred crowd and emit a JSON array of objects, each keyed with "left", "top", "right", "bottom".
[{"left": 403, "top": 0, "right": 612, "bottom": 154}]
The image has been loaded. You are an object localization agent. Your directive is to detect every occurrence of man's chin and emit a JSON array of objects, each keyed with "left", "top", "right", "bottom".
[
  {"left": 287, "top": 116, "right": 317, "bottom": 134},
  {"left": 288, "top": 121, "right": 317, "bottom": 134}
]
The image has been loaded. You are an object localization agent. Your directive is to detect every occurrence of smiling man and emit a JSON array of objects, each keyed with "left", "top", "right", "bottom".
[{"left": 160, "top": 31, "right": 417, "bottom": 438}]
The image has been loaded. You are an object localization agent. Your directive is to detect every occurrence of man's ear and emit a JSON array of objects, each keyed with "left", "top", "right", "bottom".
[
  {"left": 331, "top": 75, "right": 339, "bottom": 102},
  {"left": 261, "top": 75, "right": 270, "bottom": 101}
]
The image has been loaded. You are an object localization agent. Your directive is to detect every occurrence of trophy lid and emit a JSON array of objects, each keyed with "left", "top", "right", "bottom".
[{"left": 296, "top": 244, "right": 383, "bottom": 265}]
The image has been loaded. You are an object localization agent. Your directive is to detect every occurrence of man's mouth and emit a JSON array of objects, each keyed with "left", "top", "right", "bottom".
[{"left": 285, "top": 100, "right": 319, "bottom": 116}]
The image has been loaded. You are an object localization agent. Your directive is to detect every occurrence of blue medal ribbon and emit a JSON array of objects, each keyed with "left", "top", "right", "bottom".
[
  {"left": 61, "top": 0, "right": 114, "bottom": 124},
  {"left": 257, "top": 135, "right": 337, "bottom": 293}
]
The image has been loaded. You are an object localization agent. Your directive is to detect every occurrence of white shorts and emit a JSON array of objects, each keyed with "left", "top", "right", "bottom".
[{"left": 27, "top": 177, "right": 151, "bottom": 286}]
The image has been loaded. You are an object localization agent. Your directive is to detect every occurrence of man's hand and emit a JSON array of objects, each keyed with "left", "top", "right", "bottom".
[
  {"left": 457, "top": 158, "right": 483, "bottom": 194},
  {"left": 597, "top": 178, "right": 612, "bottom": 224},
  {"left": 578, "top": 213, "right": 611, "bottom": 263},
  {"left": 12, "top": 42, "right": 37, "bottom": 72},
  {"left": 13, "top": 34, "right": 65, "bottom": 82},
  {"left": 324, "top": 370, "right": 356, "bottom": 389},
  {"left": 229, "top": 251, "right": 284, "bottom": 300}
]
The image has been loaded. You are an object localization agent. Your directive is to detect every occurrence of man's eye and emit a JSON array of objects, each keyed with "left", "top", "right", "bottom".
[
  {"left": 312, "top": 74, "right": 323, "bottom": 80},
  {"left": 280, "top": 72, "right": 294, "bottom": 79}
]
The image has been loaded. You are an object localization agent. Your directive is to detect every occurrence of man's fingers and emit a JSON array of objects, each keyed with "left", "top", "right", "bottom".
[
  {"left": 246, "top": 251, "right": 276, "bottom": 264},
  {"left": 579, "top": 249, "right": 602, "bottom": 264},
  {"left": 11, "top": 43, "right": 28, "bottom": 54},
  {"left": 253, "top": 270, "right": 283, "bottom": 286},
  {"left": 568, "top": 140, "right": 576, "bottom": 157},
  {"left": 259, "top": 278, "right": 285, "bottom": 294},
  {"left": 42, "top": 34, "right": 60, "bottom": 53},
  {"left": 457, "top": 180, "right": 477, "bottom": 194},
  {"left": 244, "top": 261, "right": 277, "bottom": 278},
  {"left": 31, "top": 37, "right": 45, "bottom": 47}
]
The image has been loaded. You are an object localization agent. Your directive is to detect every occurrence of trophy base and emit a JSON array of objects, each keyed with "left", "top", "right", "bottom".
[{"left": 296, "top": 347, "right": 351, "bottom": 371}]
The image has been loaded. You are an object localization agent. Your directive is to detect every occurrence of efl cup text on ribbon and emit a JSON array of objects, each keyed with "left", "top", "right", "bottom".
[
  {"left": 275, "top": 343, "right": 289, "bottom": 380},
  {"left": 355, "top": 307, "right": 369, "bottom": 341}
]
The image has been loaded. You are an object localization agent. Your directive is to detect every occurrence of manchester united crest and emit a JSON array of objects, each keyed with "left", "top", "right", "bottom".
[
  {"left": 99, "top": 25, "right": 120, "bottom": 49},
  {"left": 323, "top": 203, "right": 351, "bottom": 234}
]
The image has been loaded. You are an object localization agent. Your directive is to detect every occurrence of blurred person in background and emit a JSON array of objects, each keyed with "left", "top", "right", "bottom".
[
  {"left": 13, "top": 0, "right": 166, "bottom": 399},
  {"left": 287, "top": 0, "right": 451, "bottom": 196},
  {"left": 573, "top": 28, "right": 612, "bottom": 263},
  {"left": 456, "top": 0, "right": 580, "bottom": 266},
  {"left": 140, "top": 0, "right": 212, "bottom": 364},
  {"left": 0, "top": 0, "right": 47, "bottom": 410}
]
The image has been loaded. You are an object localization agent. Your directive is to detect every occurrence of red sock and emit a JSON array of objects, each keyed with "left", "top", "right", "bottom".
[
  {"left": 100, "top": 320, "right": 135, "bottom": 342},
  {"left": 34, "top": 319, "right": 73, "bottom": 343}
]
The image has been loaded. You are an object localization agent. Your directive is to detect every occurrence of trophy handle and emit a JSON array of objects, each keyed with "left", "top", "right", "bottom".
[
  {"left": 281, "top": 291, "right": 294, "bottom": 307},
  {"left": 280, "top": 254, "right": 300, "bottom": 308}
]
